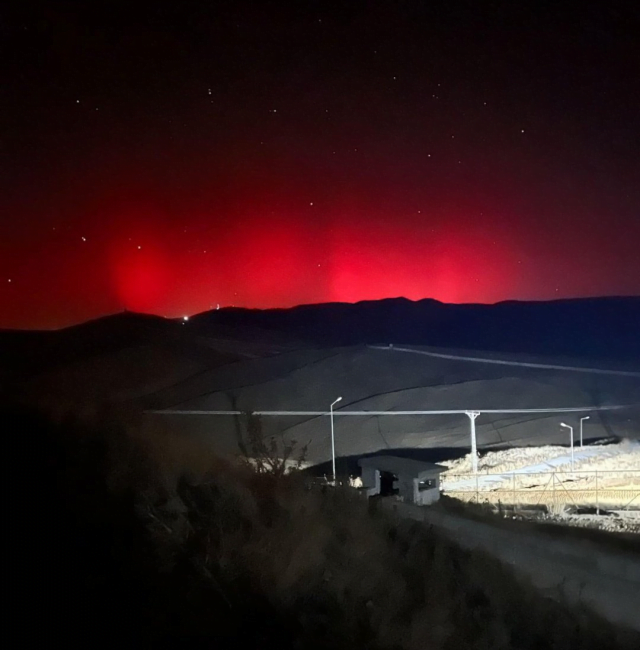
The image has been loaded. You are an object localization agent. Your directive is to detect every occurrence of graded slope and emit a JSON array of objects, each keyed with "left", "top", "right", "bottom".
[{"left": 146, "top": 344, "right": 640, "bottom": 464}]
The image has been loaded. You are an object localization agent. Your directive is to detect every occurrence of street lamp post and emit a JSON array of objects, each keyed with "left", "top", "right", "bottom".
[
  {"left": 330, "top": 397, "right": 342, "bottom": 482},
  {"left": 580, "top": 416, "right": 590, "bottom": 448},
  {"left": 560, "top": 422, "right": 574, "bottom": 469}
]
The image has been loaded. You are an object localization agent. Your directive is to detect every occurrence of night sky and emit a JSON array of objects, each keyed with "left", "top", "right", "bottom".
[{"left": 2, "top": 0, "right": 639, "bottom": 329}]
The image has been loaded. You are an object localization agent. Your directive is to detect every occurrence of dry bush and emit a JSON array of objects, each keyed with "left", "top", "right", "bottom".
[{"left": 236, "top": 411, "right": 309, "bottom": 476}]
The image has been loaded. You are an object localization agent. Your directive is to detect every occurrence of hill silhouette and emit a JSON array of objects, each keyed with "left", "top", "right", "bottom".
[{"left": 190, "top": 296, "right": 640, "bottom": 363}]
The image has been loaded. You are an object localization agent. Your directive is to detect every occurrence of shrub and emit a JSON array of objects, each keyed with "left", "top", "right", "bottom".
[{"left": 236, "top": 411, "right": 309, "bottom": 477}]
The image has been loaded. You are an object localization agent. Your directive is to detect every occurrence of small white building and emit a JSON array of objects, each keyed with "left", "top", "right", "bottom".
[{"left": 358, "top": 455, "right": 447, "bottom": 506}]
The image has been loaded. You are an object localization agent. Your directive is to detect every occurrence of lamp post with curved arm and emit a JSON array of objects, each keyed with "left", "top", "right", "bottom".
[
  {"left": 330, "top": 397, "right": 342, "bottom": 482},
  {"left": 561, "top": 422, "right": 574, "bottom": 469},
  {"left": 580, "top": 416, "right": 590, "bottom": 448}
]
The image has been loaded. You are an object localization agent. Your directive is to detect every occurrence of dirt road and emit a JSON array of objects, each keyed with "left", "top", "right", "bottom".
[{"left": 385, "top": 500, "right": 640, "bottom": 632}]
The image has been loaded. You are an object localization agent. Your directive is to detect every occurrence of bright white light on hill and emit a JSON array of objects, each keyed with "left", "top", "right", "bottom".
[{"left": 183, "top": 315, "right": 189, "bottom": 321}]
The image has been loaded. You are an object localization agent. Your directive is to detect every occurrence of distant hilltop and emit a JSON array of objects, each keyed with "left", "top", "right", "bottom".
[
  {"left": 2, "top": 297, "right": 638, "bottom": 374},
  {"left": 188, "top": 296, "right": 640, "bottom": 364}
]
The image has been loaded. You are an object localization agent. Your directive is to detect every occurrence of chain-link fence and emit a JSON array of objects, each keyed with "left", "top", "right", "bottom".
[{"left": 442, "top": 469, "right": 640, "bottom": 513}]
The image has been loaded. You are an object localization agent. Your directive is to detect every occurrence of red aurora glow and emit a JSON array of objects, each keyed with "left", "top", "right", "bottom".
[{"left": 2, "top": 2, "right": 639, "bottom": 329}]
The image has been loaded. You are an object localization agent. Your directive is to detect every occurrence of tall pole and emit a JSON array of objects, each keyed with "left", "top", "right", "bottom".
[
  {"left": 330, "top": 397, "right": 342, "bottom": 482},
  {"left": 561, "top": 423, "right": 574, "bottom": 470},
  {"left": 580, "top": 416, "right": 590, "bottom": 448},
  {"left": 466, "top": 411, "right": 481, "bottom": 474},
  {"left": 571, "top": 424, "right": 574, "bottom": 468}
]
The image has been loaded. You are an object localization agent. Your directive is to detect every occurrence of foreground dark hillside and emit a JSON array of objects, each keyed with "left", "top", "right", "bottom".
[{"left": 9, "top": 404, "right": 640, "bottom": 648}]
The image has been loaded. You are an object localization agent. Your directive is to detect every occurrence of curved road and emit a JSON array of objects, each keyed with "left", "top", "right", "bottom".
[
  {"left": 387, "top": 500, "right": 640, "bottom": 633},
  {"left": 367, "top": 345, "right": 640, "bottom": 378}
]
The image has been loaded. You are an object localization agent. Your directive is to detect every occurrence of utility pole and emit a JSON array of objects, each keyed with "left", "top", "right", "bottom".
[
  {"left": 466, "top": 411, "right": 481, "bottom": 473},
  {"left": 330, "top": 397, "right": 342, "bottom": 483}
]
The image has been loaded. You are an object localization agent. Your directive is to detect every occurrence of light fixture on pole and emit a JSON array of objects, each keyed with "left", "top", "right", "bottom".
[
  {"left": 560, "top": 422, "right": 574, "bottom": 469},
  {"left": 330, "top": 397, "right": 342, "bottom": 483},
  {"left": 579, "top": 416, "right": 590, "bottom": 448}
]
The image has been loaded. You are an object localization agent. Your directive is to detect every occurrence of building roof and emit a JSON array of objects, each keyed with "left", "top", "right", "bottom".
[{"left": 358, "top": 455, "right": 447, "bottom": 478}]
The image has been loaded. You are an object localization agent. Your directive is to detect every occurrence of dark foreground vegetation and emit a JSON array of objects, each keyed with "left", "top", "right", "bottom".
[{"left": 9, "top": 403, "right": 639, "bottom": 648}]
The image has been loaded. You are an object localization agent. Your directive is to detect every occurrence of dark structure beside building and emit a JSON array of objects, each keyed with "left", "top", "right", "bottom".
[{"left": 358, "top": 455, "right": 446, "bottom": 505}]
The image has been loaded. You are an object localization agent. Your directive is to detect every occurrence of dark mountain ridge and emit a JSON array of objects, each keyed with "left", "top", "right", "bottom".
[
  {"left": 190, "top": 296, "right": 640, "bottom": 364},
  {"left": 1, "top": 297, "right": 638, "bottom": 382}
]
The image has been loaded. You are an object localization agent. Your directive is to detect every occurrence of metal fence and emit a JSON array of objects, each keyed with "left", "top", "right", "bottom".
[{"left": 441, "top": 469, "right": 640, "bottom": 513}]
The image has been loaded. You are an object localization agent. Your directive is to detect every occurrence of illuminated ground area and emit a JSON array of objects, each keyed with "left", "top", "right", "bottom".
[
  {"left": 143, "top": 343, "right": 640, "bottom": 463},
  {"left": 441, "top": 442, "right": 640, "bottom": 533}
]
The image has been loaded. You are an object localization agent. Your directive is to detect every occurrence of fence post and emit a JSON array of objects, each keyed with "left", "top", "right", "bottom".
[
  {"left": 475, "top": 473, "right": 479, "bottom": 504},
  {"left": 512, "top": 473, "right": 516, "bottom": 513},
  {"left": 595, "top": 470, "right": 599, "bottom": 516},
  {"left": 552, "top": 473, "right": 556, "bottom": 509}
]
